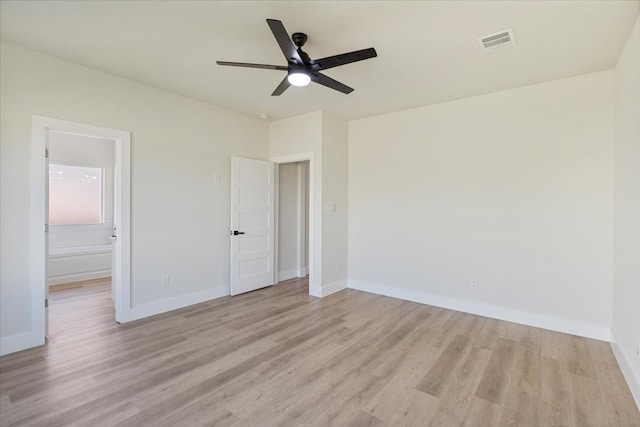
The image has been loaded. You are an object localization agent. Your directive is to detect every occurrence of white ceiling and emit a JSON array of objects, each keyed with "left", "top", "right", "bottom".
[{"left": 1, "top": 1, "right": 638, "bottom": 120}]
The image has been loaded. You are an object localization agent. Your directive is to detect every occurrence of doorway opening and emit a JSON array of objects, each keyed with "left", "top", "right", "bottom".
[
  {"left": 271, "top": 153, "right": 319, "bottom": 296},
  {"left": 47, "top": 131, "right": 116, "bottom": 337},
  {"left": 30, "top": 116, "right": 131, "bottom": 349},
  {"left": 276, "top": 161, "right": 309, "bottom": 286}
]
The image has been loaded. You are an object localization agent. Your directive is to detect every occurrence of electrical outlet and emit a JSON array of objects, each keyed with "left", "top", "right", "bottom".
[
  {"left": 470, "top": 279, "right": 478, "bottom": 289},
  {"left": 161, "top": 275, "right": 170, "bottom": 287}
]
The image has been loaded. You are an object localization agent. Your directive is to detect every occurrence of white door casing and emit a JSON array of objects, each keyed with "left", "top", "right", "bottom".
[
  {"left": 295, "top": 162, "right": 308, "bottom": 278},
  {"left": 30, "top": 116, "right": 131, "bottom": 353},
  {"left": 230, "top": 157, "right": 275, "bottom": 295}
]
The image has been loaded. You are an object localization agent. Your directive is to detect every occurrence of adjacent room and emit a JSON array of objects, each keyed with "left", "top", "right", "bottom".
[
  {"left": 46, "top": 131, "right": 117, "bottom": 338},
  {"left": 0, "top": 1, "right": 638, "bottom": 425}
]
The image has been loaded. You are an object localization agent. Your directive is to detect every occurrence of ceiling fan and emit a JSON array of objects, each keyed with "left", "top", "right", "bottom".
[{"left": 216, "top": 19, "right": 377, "bottom": 96}]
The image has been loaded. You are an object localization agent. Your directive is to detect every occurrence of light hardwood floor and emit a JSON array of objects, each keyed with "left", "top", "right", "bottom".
[{"left": 1, "top": 278, "right": 638, "bottom": 426}]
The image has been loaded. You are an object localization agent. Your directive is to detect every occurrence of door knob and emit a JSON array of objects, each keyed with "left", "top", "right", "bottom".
[{"left": 231, "top": 230, "right": 245, "bottom": 236}]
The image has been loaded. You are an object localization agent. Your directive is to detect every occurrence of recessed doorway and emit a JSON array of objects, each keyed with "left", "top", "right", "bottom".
[
  {"left": 30, "top": 116, "right": 131, "bottom": 349},
  {"left": 276, "top": 161, "right": 309, "bottom": 284},
  {"left": 47, "top": 131, "right": 117, "bottom": 336}
]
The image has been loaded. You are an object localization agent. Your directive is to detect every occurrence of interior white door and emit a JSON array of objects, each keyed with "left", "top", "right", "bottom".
[{"left": 230, "top": 157, "right": 275, "bottom": 295}]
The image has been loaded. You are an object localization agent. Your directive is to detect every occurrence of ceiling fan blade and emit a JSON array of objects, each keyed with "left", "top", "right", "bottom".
[
  {"left": 311, "top": 72, "right": 354, "bottom": 94},
  {"left": 266, "top": 19, "right": 303, "bottom": 64},
  {"left": 311, "top": 48, "right": 377, "bottom": 71},
  {"left": 271, "top": 76, "right": 291, "bottom": 96},
  {"left": 216, "top": 61, "right": 288, "bottom": 71}
]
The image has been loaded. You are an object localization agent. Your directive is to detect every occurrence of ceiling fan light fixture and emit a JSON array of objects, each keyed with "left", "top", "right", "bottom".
[{"left": 287, "top": 72, "right": 311, "bottom": 87}]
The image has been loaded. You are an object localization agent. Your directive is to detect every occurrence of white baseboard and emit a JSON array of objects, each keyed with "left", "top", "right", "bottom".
[
  {"left": 610, "top": 332, "right": 640, "bottom": 410},
  {"left": 49, "top": 270, "right": 111, "bottom": 286},
  {"left": 127, "top": 284, "right": 229, "bottom": 322},
  {"left": 278, "top": 269, "right": 297, "bottom": 282},
  {"left": 0, "top": 331, "right": 35, "bottom": 356},
  {"left": 321, "top": 280, "right": 347, "bottom": 297},
  {"left": 348, "top": 280, "right": 612, "bottom": 342},
  {"left": 297, "top": 266, "right": 308, "bottom": 277}
]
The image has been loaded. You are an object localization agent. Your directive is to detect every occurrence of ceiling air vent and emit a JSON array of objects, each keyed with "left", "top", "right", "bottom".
[{"left": 478, "top": 29, "right": 516, "bottom": 53}]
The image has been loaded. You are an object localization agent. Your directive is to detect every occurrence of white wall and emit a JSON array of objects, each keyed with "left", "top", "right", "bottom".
[
  {"left": 48, "top": 132, "right": 115, "bottom": 250},
  {"left": 270, "top": 112, "right": 322, "bottom": 157},
  {"left": 0, "top": 41, "right": 268, "bottom": 343},
  {"left": 348, "top": 70, "right": 615, "bottom": 339},
  {"left": 612, "top": 16, "right": 640, "bottom": 406},
  {"left": 321, "top": 112, "right": 348, "bottom": 292}
]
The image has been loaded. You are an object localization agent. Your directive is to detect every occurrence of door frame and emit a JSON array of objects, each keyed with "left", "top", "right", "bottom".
[
  {"left": 270, "top": 153, "right": 320, "bottom": 296},
  {"left": 274, "top": 161, "right": 309, "bottom": 282},
  {"left": 30, "top": 116, "right": 131, "bottom": 347}
]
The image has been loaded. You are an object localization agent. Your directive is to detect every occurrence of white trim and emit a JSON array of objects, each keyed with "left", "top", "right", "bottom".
[
  {"left": 295, "top": 162, "right": 307, "bottom": 281},
  {"left": 273, "top": 163, "right": 280, "bottom": 287},
  {"left": 113, "top": 126, "right": 131, "bottom": 322},
  {"left": 269, "top": 153, "right": 314, "bottom": 164},
  {"left": 321, "top": 280, "right": 347, "bottom": 297},
  {"left": 30, "top": 116, "right": 131, "bottom": 355},
  {"left": 270, "top": 153, "right": 321, "bottom": 297},
  {"left": 610, "top": 332, "right": 640, "bottom": 410},
  {"left": 49, "top": 244, "right": 112, "bottom": 256},
  {"left": 128, "top": 285, "right": 229, "bottom": 322},
  {"left": 0, "top": 331, "right": 34, "bottom": 356},
  {"left": 30, "top": 118, "right": 47, "bottom": 350},
  {"left": 348, "top": 280, "right": 612, "bottom": 342},
  {"left": 297, "top": 266, "right": 308, "bottom": 277}
]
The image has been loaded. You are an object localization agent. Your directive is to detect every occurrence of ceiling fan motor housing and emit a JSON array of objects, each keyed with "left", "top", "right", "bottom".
[
  {"left": 291, "top": 32, "right": 307, "bottom": 48},
  {"left": 291, "top": 33, "right": 311, "bottom": 64}
]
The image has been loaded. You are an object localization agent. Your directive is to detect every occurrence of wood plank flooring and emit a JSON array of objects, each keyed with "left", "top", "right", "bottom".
[{"left": 1, "top": 278, "right": 638, "bottom": 426}]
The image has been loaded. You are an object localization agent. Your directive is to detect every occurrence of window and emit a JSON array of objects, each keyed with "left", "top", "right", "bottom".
[{"left": 49, "top": 163, "right": 103, "bottom": 225}]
